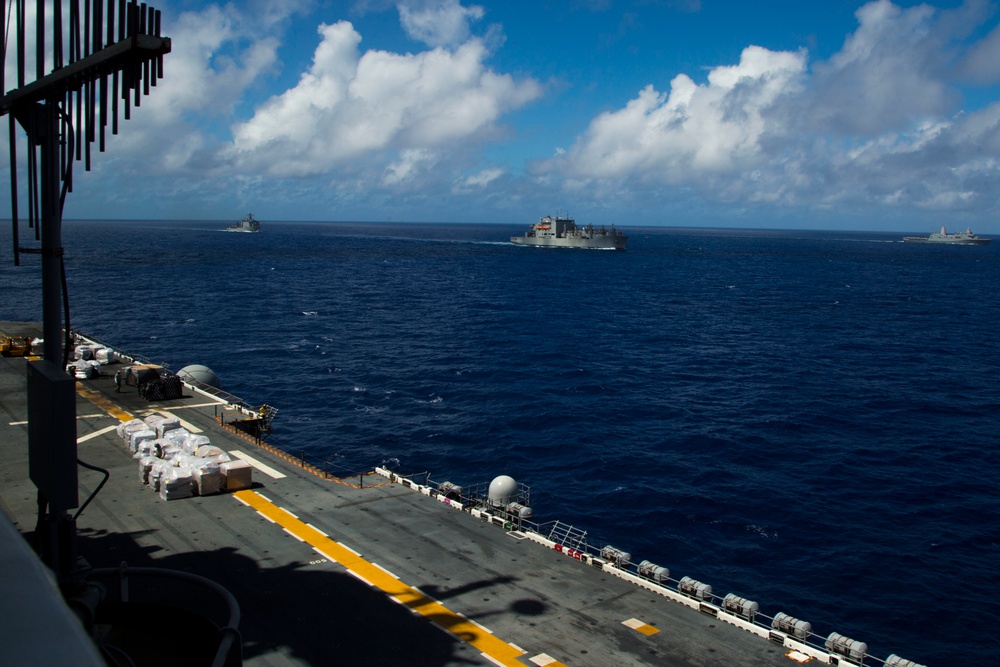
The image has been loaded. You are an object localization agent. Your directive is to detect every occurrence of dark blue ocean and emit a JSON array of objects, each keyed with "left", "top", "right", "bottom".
[{"left": 3, "top": 220, "right": 998, "bottom": 666}]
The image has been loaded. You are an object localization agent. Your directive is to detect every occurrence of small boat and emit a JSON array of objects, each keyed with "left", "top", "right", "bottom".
[
  {"left": 511, "top": 214, "right": 627, "bottom": 250},
  {"left": 226, "top": 212, "right": 261, "bottom": 233},
  {"left": 903, "top": 226, "right": 990, "bottom": 245}
]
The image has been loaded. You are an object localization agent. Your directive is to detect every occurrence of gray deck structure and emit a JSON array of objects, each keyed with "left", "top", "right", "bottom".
[{"left": 2, "top": 321, "right": 804, "bottom": 666}]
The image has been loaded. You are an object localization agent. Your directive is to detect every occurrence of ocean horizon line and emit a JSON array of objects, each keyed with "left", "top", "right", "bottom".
[{"left": 5, "top": 217, "right": 995, "bottom": 237}]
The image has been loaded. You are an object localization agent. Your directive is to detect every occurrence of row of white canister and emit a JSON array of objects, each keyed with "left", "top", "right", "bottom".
[{"left": 376, "top": 468, "right": 926, "bottom": 667}]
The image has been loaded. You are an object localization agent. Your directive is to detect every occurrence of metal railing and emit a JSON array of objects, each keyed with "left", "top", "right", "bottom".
[{"left": 378, "top": 468, "right": 919, "bottom": 667}]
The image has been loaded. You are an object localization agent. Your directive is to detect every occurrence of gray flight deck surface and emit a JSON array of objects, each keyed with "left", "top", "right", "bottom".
[{"left": 0, "top": 322, "right": 795, "bottom": 667}]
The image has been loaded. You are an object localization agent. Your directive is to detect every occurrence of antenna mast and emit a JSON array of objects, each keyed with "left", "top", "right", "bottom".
[{"left": 1, "top": 0, "right": 170, "bottom": 578}]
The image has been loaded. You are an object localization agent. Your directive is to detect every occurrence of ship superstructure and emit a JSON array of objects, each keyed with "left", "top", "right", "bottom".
[{"left": 511, "top": 214, "right": 627, "bottom": 250}]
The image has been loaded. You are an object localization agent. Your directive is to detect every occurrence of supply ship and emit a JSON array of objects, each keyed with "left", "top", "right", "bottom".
[
  {"left": 0, "top": 321, "right": 927, "bottom": 667},
  {"left": 511, "top": 215, "right": 627, "bottom": 250},
  {"left": 903, "top": 226, "right": 990, "bottom": 244}
]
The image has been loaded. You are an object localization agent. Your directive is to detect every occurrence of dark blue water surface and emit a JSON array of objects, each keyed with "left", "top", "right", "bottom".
[{"left": 3, "top": 220, "right": 998, "bottom": 665}]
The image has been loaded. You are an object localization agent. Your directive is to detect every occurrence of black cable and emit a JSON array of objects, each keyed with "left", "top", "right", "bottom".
[
  {"left": 8, "top": 114, "right": 19, "bottom": 265},
  {"left": 100, "top": 643, "right": 137, "bottom": 667},
  {"left": 34, "top": 489, "right": 48, "bottom": 536},
  {"left": 57, "top": 104, "right": 74, "bottom": 368},
  {"left": 60, "top": 255, "right": 72, "bottom": 368},
  {"left": 73, "top": 458, "right": 109, "bottom": 521}
]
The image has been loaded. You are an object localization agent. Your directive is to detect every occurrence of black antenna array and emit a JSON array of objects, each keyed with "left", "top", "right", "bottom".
[
  {"left": 2, "top": 0, "right": 171, "bottom": 266},
  {"left": 0, "top": 1, "right": 170, "bottom": 579}
]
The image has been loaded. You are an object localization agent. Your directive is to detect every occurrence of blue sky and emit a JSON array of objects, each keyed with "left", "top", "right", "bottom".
[{"left": 4, "top": 0, "right": 1000, "bottom": 231}]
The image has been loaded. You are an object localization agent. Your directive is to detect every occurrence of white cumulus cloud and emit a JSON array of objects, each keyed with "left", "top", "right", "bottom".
[
  {"left": 808, "top": 0, "right": 956, "bottom": 135},
  {"left": 537, "top": 0, "right": 1000, "bottom": 219},
  {"left": 228, "top": 20, "right": 541, "bottom": 178},
  {"left": 398, "top": 0, "right": 485, "bottom": 48},
  {"left": 957, "top": 20, "right": 1000, "bottom": 84},
  {"left": 545, "top": 45, "right": 806, "bottom": 181}
]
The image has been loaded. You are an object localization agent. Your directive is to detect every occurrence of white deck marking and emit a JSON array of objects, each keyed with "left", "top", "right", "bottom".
[
  {"left": 154, "top": 410, "right": 202, "bottom": 433},
  {"left": 372, "top": 562, "right": 400, "bottom": 579},
  {"left": 227, "top": 449, "right": 286, "bottom": 479},
  {"left": 305, "top": 523, "right": 328, "bottom": 537},
  {"left": 77, "top": 425, "right": 119, "bottom": 443},
  {"left": 12, "top": 413, "right": 108, "bottom": 426},
  {"left": 622, "top": 617, "right": 661, "bottom": 636},
  {"left": 347, "top": 570, "right": 375, "bottom": 586},
  {"left": 336, "top": 541, "right": 362, "bottom": 557},
  {"left": 158, "top": 401, "right": 226, "bottom": 409}
]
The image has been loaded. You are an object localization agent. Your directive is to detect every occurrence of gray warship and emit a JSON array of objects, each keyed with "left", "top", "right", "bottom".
[
  {"left": 903, "top": 226, "right": 990, "bottom": 244},
  {"left": 226, "top": 212, "right": 261, "bottom": 233},
  {"left": 511, "top": 214, "right": 627, "bottom": 250}
]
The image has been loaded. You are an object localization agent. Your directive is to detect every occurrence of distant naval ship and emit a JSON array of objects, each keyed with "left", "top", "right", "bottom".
[
  {"left": 226, "top": 212, "right": 261, "bottom": 233},
  {"left": 903, "top": 226, "right": 990, "bottom": 244},
  {"left": 511, "top": 214, "right": 627, "bottom": 250}
]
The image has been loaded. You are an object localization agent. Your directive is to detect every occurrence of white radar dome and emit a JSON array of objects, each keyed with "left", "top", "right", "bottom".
[
  {"left": 488, "top": 475, "right": 518, "bottom": 506},
  {"left": 177, "top": 364, "right": 221, "bottom": 388}
]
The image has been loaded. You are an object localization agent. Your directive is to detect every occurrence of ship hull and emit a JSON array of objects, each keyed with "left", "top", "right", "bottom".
[
  {"left": 903, "top": 237, "right": 990, "bottom": 245},
  {"left": 510, "top": 236, "right": 627, "bottom": 250}
]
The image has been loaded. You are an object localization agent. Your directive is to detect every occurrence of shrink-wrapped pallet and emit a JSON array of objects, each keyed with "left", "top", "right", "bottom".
[
  {"left": 156, "top": 417, "right": 182, "bottom": 439},
  {"left": 143, "top": 414, "right": 182, "bottom": 439},
  {"left": 162, "top": 428, "right": 192, "bottom": 449},
  {"left": 129, "top": 429, "right": 157, "bottom": 454},
  {"left": 133, "top": 439, "right": 159, "bottom": 459},
  {"left": 194, "top": 457, "right": 220, "bottom": 471},
  {"left": 220, "top": 459, "right": 252, "bottom": 491},
  {"left": 66, "top": 360, "right": 100, "bottom": 379},
  {"left": 143, "top": 414, "right": 165, "bottom": 429},
  {"left": 187, "top": 434, "right": 211, "bottom": 450},
  {"left": 147, "top": 460, "right": 172, "bottom": 492},
  {"left": 195, "top": 444, "right": 225, "bottom": 458},
  {"left": 117, "top": 419, "right": 145, "bottom": 443},
  {"left": 192, "top": 466, "right": 222, "bottom": 496},
  {"left": 171, "top": 453, "right": 195, "bottom": 469},
  {"left": 195, "top": 445, "right": 231, "bottom": 464},
  {"left": 160, "top": 466, "right": 194, "bottom": 501},
  {"left": 138, "top": 456, "right": 159, "bottom": 485},
  {"left": 160, "top": 443, "right": 184, "bottom": 462}
]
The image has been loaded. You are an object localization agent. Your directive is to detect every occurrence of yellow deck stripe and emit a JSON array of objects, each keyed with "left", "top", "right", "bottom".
[
  {"left": 68, "top": 385, "right": 536, "bottom": 665},
  {"left": 234, "top": 489, "right": 528, "bottom": 666},
  {"left": 76, "top": 386, "right": 135, "bottom": 422}
]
